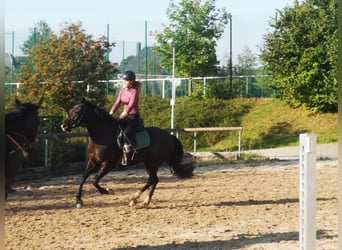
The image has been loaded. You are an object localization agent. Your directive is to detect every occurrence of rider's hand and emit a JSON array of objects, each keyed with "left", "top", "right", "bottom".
[{"left": 119, "top": 111, "right": 128, "bottom": 119}]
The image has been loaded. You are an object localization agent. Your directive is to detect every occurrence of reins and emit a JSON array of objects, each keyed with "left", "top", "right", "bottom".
[{"left": 6, "top": 131, "right": 32, "bottom": 155}]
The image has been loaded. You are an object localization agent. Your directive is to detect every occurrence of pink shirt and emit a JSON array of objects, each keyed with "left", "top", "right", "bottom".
[{"left": 110, "top": 87, "right": 139, "bottom": 115}]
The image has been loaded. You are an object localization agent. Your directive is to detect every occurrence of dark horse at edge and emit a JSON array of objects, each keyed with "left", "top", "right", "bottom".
[
  {"left": 5, "top": 96, "right": 44, "bottom": 199},
  {"left": 61, "top": 98, "right": 194, "bottom": 208}
]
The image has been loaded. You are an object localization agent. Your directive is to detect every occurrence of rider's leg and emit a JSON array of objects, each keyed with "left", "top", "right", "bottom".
[{"left": 121, "top": 115, "right": 138, "bottom": 165}]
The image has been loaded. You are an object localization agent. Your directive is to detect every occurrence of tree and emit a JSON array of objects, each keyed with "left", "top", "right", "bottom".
[
  {"left": 236, "top": 46, "right": 257, "bottom": 75},
  {"left": 261, "top": 0, "right": 337, "bottom": 112},
  {"left": 17, "top": 22, "right": 116, "bottom": 112},
  {"left": 120, "top": 55, "right": 135, "bottom": 72},
  {"left": 21, "top": 20, "right": 54, "bottom": 56},
  {"left": 153, "top": 0, "right": 229, "bottom": 93},
  {"left": 234, "top": 46, "right": 259, "bottom": 97}
]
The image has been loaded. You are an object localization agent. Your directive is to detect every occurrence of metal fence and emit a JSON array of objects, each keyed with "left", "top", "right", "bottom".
[{"left": 5, "top": 74, "right": 274, "bottom": 98}]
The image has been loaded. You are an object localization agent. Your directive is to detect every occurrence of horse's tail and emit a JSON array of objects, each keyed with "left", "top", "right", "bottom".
[{"left": 167, "top": 135, "right": 194, "bottom": 178}]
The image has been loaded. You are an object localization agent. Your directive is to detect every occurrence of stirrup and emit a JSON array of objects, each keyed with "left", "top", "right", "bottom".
[
  {"left": 121, "top": 153, "right": 127, "bottom": 166},
  {"left": 123, "top": 144, "right": 133, "bottom": 153}
]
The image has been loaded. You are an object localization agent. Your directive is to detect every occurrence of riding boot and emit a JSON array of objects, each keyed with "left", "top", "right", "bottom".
[{"left": 121, "top": 143, "right": 133, "bottom": 166}]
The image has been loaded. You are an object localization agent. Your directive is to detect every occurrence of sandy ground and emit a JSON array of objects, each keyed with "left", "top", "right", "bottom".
[{"left": 5, "top": 160, "right": 338, "bottom": 250}]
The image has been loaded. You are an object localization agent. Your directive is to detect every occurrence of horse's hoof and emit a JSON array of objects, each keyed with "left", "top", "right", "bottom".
[
  {"left": 106, "top": 188, "right": 114, "bottom": 194},
  {"left": 99, "top": 189, "right": 109, "bottom": 195},
  {"left": 76, "top": 200, "right": 84, "bottom": 208},
  {"left": 129, "top": 199, "right": 137, "bottom": 207},
  {"left": 136, "top": 203, "right": 149, "bottom": 209}
]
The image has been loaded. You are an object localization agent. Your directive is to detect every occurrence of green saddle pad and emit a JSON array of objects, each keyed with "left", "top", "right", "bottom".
[{"left": 135, "top": 129, "right": 150, "bottom": 149}]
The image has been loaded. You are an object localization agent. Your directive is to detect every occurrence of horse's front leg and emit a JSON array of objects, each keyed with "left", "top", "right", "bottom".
[
  {"left": 76, "top": 160, "right": 98, "bottom": 208},
  {"left": 5, "top": 181, "right": 16, "bottom": 196},
  {"left": 92, "top": 162, "right": 116, "bottom": 195}
]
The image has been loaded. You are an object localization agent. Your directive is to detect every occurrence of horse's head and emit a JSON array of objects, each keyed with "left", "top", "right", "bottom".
[
  {"left": 61, "top": 98, "right": 88, "bottom": 132},
  {"left": 15, "top": 96, "right": 44, "bottom": 112},
  {"left": 61, "top": 97, "right": 117, "bottom": 133},
  {"left": 12, "top": 96, "right": 43, "bottom": 124},
  {"left": 6, "top": 96, "right": 44, "bottom": 157}
]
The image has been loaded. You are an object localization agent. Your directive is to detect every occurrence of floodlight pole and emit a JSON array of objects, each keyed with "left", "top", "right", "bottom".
[{"left": 229, "top": 14, "right": 233, "bottom": 97}]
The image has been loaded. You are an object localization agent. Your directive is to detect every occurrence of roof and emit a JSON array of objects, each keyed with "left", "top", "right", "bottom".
[
  {"left": 5, "top": 53, "right": 13, "bottom": 68},
  {"left": 5, "top": 53, "right": 21, "bottom": 68}
]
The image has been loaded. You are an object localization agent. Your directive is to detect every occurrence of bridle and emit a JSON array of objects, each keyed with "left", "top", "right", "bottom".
[
  {"left": 6, "top": 130, "right": 33, "bottom": 156},
  {"left": 70, "top": 104, "right": 87, "bottom": 128}
]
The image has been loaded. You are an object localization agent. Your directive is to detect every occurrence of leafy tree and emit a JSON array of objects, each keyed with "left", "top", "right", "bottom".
[
  {"left": 21, "top": 20, "right": 54, "bottom": 55},
  {"left": 4, "top": 21, "right": 50, "bottom": 83},
  {"left": 261, "top": 0, "right": 337, "bottom": 112},
  {"left": 236, "top": 46, "right": 257, "bottom": 75},
  {"left": 153, "top": 0, "right": 229, "bottom": 93},
  {"left": 233, "top": 46, "right": 259, "bottom": 97},
  {"left": 17, "top": 22, "right": 116, "bottom": 112}
]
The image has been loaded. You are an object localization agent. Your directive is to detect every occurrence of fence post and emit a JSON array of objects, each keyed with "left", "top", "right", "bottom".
[
  {"left": 299, "top": 133, "right": 316, "bottom": 250},
  {"left": 162, "top": 79, "right": 166, "bottom": 99},
  {"left": 193, "top": 132, "right": 197, "bottom": 154},
  {"left": 44, "top": 138, "right": 48, "bottom": 167},
  {"left": 238, "top": 130, "right": 241, "bottom": 158}
]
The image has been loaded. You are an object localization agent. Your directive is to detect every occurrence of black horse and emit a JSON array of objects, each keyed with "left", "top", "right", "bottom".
[
  {"left": 61, "top": 98, "right": 194, "bottom": 208},
  {"left": 5, "top": 96, "right": 44, "bottom": 199}
]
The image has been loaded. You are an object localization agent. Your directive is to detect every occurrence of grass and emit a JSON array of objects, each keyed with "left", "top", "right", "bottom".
[{"left": 207, "top": 98, "right": 337, "bottom": 151}]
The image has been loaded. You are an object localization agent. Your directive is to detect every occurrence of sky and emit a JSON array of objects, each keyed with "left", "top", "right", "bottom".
[{"left": 5, "top": 0, "right": 302, "bottom": 65}]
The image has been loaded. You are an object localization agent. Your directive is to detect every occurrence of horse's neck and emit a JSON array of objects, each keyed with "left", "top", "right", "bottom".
[
  {"left": 85, "top": 117, "right": 117, "bottom": 144},
  {"left": 6, "top": 116, "right": 38, "bottom": 142}
]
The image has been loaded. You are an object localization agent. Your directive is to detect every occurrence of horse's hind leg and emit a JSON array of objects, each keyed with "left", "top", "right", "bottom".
[
  {"left": 92, "top": 163, "right": 116, "bottom": 194},
  {"left": 76, "top": 160, "right": 98, "bottom": 208},
  {"left": 129, "top": 171, "right": 159, "bottom": 208}
]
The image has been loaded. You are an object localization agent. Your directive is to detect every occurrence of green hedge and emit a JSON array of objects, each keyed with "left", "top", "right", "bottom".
[{"left": 8, "top": 94, "right": 336, "bottom": 168}]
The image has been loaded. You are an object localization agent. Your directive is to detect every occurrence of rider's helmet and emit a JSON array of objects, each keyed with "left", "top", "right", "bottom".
[{"left": 122, "top": 71, "right": 136, "bottom": 81}]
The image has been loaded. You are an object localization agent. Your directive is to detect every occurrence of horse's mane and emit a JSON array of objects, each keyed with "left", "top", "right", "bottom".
[{"left": 85, "top": 100, "right": 115, "bottom": 123}]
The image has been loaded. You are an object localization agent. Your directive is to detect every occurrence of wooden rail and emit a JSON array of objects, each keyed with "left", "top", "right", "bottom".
[{"left": 170, "top": 127, "right": 243, "bottom": 157}]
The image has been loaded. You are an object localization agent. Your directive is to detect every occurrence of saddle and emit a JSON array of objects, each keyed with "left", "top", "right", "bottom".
[{"left": 117, "top": 118, "right": 150, "bottom": 150}]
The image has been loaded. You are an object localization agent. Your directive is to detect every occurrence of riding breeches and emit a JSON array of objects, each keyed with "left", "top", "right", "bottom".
[{"left": 121, "top": 114, "right": 140, "bottom": 145}]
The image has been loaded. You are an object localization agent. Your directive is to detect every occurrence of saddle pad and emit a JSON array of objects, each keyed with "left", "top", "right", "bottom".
[{"left": 136, "top": 130, "right": 150, "bottom": 149}]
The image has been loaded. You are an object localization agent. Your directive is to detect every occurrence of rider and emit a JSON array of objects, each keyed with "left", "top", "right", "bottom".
[{"left": 109, "top": 70, "right": 141, "bottom": 165}]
